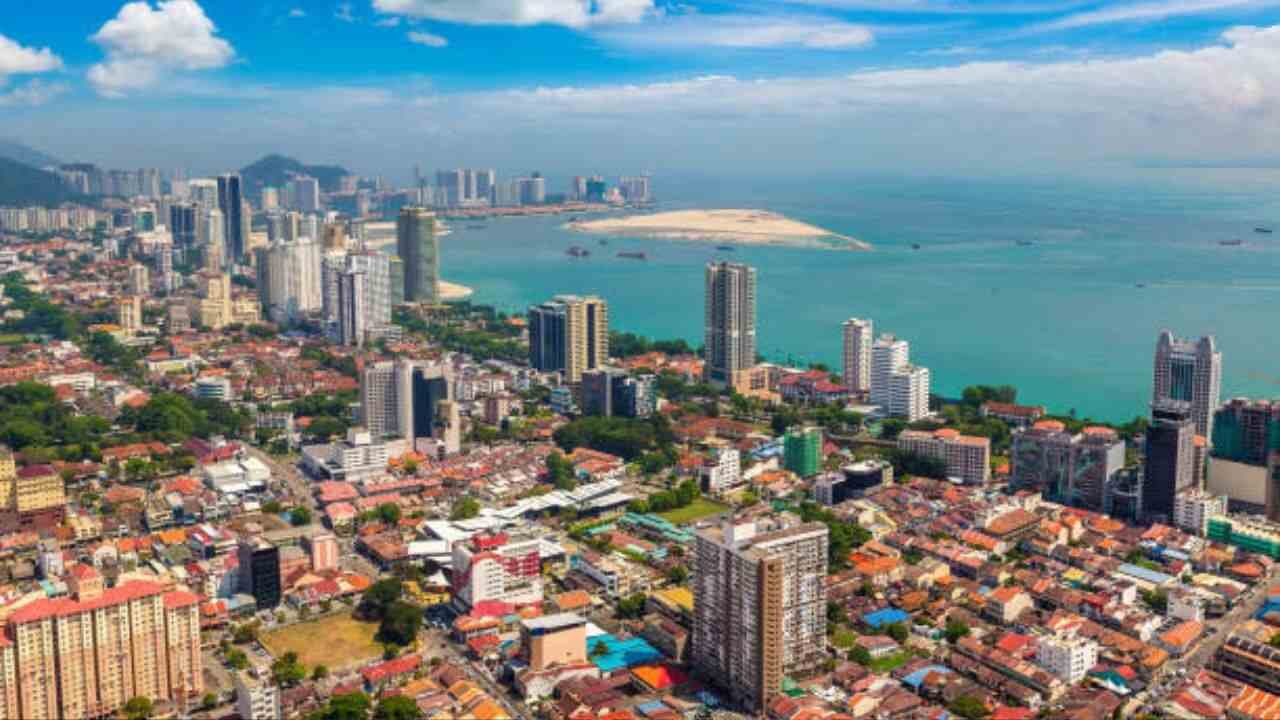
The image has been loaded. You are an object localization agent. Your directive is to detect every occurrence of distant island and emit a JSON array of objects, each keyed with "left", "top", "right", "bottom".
[{"left": 566, "top": 209, "right": 870, "bottom": 250}]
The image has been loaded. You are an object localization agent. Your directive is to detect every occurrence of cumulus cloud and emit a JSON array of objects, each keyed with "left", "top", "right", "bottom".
[
  {"left": 0, "top": 79, "right": 67, "bottom": 107},
  {"left": 0, "top": 34, "right": 62, "bottom": 78},
  {"left": 595, "top": 14, "right": 875, "bottom": 49},
  {"left": 372, "top": 0, "right": 655, "bottom": 28},
  {"left": 88, "top": 0, "right": 234, "bottom": 97},
  {"left": 407, "top": 31, "right": 449, "bottom": 47}
]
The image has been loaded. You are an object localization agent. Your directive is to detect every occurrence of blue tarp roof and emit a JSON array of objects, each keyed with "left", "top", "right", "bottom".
[
  {"left": 863, "top": 608, "right": 910, "bottom": 629},
  {"left": 588, "top": 634, "right": 663, "bottom": 673},
  {"left": 901, "top": 665, "right": 953, "bottom": 689}
]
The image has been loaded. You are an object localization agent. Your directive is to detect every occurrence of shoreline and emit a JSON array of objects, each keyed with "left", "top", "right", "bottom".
[
  {"left": 439, "top": 281, "right": 473, "bottom": 301},
  {"left": 565, "top": 208, "right": 870, "bottom": 250}
]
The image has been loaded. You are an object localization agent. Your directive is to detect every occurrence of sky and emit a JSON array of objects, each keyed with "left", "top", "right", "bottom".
[{"left": 4, "top": 0, "right": 1280, "bottom": 180}]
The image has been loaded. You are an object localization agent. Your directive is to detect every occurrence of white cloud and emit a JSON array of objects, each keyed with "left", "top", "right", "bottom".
[
  {"left": 0, "top": 33, "right": 62, "bottom": 78},
  {"left": 289, "top": 8, "right": 306, "bottom": 17},
  {"left": 0, "top": 79, "right": 67, "bottom": 107},
  {"left": 376, "top": 16, "right": 402, "bottom": 27},
  {"left": 1024, "top": 0, "right": 1280, "bottom": 33},
  {"left": 407, "top": 31, "right": 449, "bottom": 47},
  {"left": 372, "top": 0, "right": 655, "bottom": 28},
  {"left": 596, "top": 14, "right": 875, "bottom": 49},
  {"left": 335, "top": 2, "right": 356, "bottom": 22},
  {"left": 88, "top": 0, "right": 234, "bottom": 97}
]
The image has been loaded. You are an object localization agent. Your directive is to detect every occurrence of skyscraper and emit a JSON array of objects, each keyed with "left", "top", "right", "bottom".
[
  {"left": 704, "top": 262, "right": 757, "bottom": 385},
  {"left": 527, "top": 295, "right": 609, "bottom": 383},
  {"left": 692, "top": 515, "right": 828, "bottom": 711},
  {"left": 169, "top": 202, "right": 197, "bottom": 251},
  {"left": 255, "top": 237, "right": 322, "bottom": 324},
  {"left": 216, "top": 173, "right": 244, "bottom": 262},
  {"left": 337, "top": 269, "right": 367, "bottom": 347},
  {"left": 396, "top": 207, "right": 440, "bottom": 304},
  {"left": 841, "top": 318, "right": 873, "bottom": 397},
  {"left": 360, "top": 358, "right": 460, "bottom": 454},
  {"left": 1143, "top": 402, "right": 1196, "bottom": 521},
  {"left": 1153, "top": 331, "right": 1221, "bottom": 439},
  {"left": 870, "top": 334, "right": 908, "bottom": 408},
  {"left": 237, "top": 538, "right": 282, "bottom": 610}
]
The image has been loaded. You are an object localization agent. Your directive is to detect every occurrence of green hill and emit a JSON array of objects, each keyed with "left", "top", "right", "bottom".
[
  {"left": 0, "top": 156, "right": 82, "bottom": 207},
  {"left": 0, "top": 140, "right": 60, "bottom": 169},
  {"left": 240, "top": 154, "right": 350, "bottom": 198}
]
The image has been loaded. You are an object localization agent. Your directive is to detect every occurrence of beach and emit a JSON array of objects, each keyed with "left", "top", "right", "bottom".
[
  {"left": 566, "top": 209, "right": 870, "bottom": 250},
  {"left": 439, "top": 281, "right": 473, "bottom": 301}
]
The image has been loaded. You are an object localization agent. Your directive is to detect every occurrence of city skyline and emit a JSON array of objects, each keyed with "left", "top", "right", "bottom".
[{"left": 5, "top": 2, "right": 1280, "bottom": 176}]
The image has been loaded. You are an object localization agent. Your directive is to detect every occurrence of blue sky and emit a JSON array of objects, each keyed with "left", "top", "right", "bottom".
[{"left": 4, "top": 0, "right": 1280, "bottom": 178}]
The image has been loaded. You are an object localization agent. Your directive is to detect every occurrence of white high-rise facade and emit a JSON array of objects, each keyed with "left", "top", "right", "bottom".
[
  {"left": 257, "top": 237, "right": 321, "bottom": 324},
  {"left": 889, "top": 365, "right": 931, "bottom": 422},
  {"left": 1037, "top": 633, "right": 1098, "bottom": 685},
  {"left": 841, "top": 318, "right": 873, "bottom": 397},
  {"left": 1153, "top": 331, "right": 1221, "bottom": 439},
  {"left": 870, "top": 335, "right": 909, "bottom": 408}
]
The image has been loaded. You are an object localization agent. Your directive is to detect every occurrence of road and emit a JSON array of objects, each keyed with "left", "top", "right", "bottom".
[
  {"left": 435, "top": 632, "right": 532, "bottom": 720},
  {"left": 244, "top": 446, "right": 316, "bottom": 512}
]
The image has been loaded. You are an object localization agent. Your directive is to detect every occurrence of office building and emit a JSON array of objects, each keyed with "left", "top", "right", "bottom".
[
  {"left": 396, "top": 207, "right": 440, "bottom": 304},
  {"left": 814, "top": 460, "right": 894, "bottom": 505},
  {"left": 238, "top": 538, "right": 282, "bottom": 609},
  {"left": 169, "top": 202, "right": 197, "bottom": 251},
  {"left": 898, "top": 429, "right": 992, "bottom": 485},
  {"left": 580, "top": 369, "right": 655, "bottom": 418},
  {"left": 1011, "top": 422, "right": 1126, "bottom": 510},
  {"left": 784, "top": 427, "right": 822, "bottom": 478},
  {"left": 841, "top": 318, "right": 873, "bottom": 398},
  {"left": 692, "top": 515, "right": 828, "bottom": 711},
  {"left": 1153, "top": 331, "right": 1221, "bottom": 439},
  {"left": 1037, "top": 633, "right": 1099, "bottom": 685},
  {"left": 528, "top": 295, "right": 609, "bottom": 383},
  {"left": 1143, "top": 403, "right": 1197, "bottom": 521},
  {"left": 5, "top": 565, "right": 201, "bottom": 720},
  {"left": 216, "top": 173, "right": 244, "bottom": 262},
  {"left": 870, "top": 335, "right": 909, "bottom": 409},
  {"left": 287, "top": 176, "right": 321, "bottom": 213},
  {"left": 521, "top": 613, "right": 587, "bottom": 672},
  {"left": 704, "top": 262, "right": 757, "bottom": 385},
  {"left": 199, "top": 207, "right": 224, "bottom": 272},
  {"left": 618, "top": 175, "right": 651, "bottom": 203},
  {"left": 360, "top": 358, "right": 460, "bottom": 454},
  {"left": 1173, "top": 489, "right": 1228, "bottom": 536},
  {"left": 337, "top": 269, "right": 367, "bottom": 347},
  {"left": 1212, "top": 398, "right": 1280, "bottom": 466},
  {"left": 452, "top": 533, "right": 543, "bottom": 609},
  {"left": 128, "top": 263, "right": 150, "bottom": 296}
]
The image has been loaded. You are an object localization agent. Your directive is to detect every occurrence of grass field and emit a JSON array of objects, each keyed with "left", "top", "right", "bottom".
[
  {"left": 260, "top": 614, "right": 382, "bottom": 670},
  {"left": 657, "top": 498, "right": 731, "bottom": 525}
]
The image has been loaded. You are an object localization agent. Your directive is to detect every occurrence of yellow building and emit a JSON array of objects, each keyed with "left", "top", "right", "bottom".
[
  {"left": 117, "top": 296, "right": 143, "bottom": 334},
  {"left": 0, "top": 451, "right": 14, "bottom": 512},
  {"left": 191, "top": 272, "right": 233, "bottom": 329},
  {"left": 231, "top": 297, "right": 261, "bottom": 325},
  {"left": 14, "top": 464, "right": 64, "bottom": 518}
]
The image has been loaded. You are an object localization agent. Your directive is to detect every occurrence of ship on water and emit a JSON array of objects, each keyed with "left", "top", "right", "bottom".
[
  {"left": 566, "top": 246, "right": 591, "bottom": 258},
  {"left": 617, "top": 251, "right": 647, "bottom": 260},
  {"left": 1219, "top": 239, "right": 1244, "bottom": 246},
  {"left": 1256, "top": 227, "right": 1273, "bottom": 234},
  {"left": 715, "top": 245, "right": 735, "bottom": 251}
]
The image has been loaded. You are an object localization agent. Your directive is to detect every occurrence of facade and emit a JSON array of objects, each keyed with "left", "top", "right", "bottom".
[
  {"left": 234, "top": 670, "right": 281, "bottom": 720},
  {"left": 783, "top": 427, "right": 822, "bottom": 478},
  {"left": 520, "top": 613, "right": 587, "bottom": 672},
  {"left": 360, "top": 358, "right": 459, "bottom": 453},
  {"left": 898, "top": 429, "right": 991, "bottom": 484},
  {"left": 396, "top": 206, "right": 440, "bottom": 303},
  {"left": 1152, "top": 331, "right": 1221, "bottom": 439},
  {"left": 692, "top": 516, "right": 829, "bottom": 712},
  {"left": 1213, "top": 398, "right": 1280, "bottom": 466},
  {"left": 255, "top": 237, "right": 322, "bottom": 324},
  {"left": 704, "top": 262, "right": 757, "bottom": 385},
  {"left": 451, "top": 533, "right": 543, "bottom": 609},
  {"left": 814, "top": 461, "right": 893, "bottom": 505},
  {"left": 216, "top": 173, "right": 244, "bottom": 262},
  {"left": 1173, "top": 490, "right": 1228, "bottom": 536},
  {"left": 237, "top": 538, "right": 282, "bottom": 609},
  {"left": 1144, "top": 403, "right": 1196, "bottom": 521},
  {"left": 1207, "top": 516, "right": 1280, "bottom": 559},
  {"left": 308, "top": 533, "right": 340, "bottom": 572},
  {"left": 869, "top": 335, "right": 908, "bottom": 409},
  {"left": 841, "top": 318, "right": 873, "bottom": 398},
  {"left": 704, "top": 447, "right": 743, "bottom": 494},
  {"left": 527, "top": 295, "right": 609, "bottom": 384},
  {"left": 13, "top": 464, "right": 66, "bottom": 520},
  {"left": 1011, "top": 422, "right": 1126, "bottom": 510},
  {"left": 580, "top": 369, "right": 656, "bottom": 418},
  {"left": 117, "top": 295, "right": 143, "bottom": 334},
  {"left": 887, "top": 364, "right": 931, "bottom": 421},
  {"left": 5, "top": 567, "right": 201, "bottom": 720},
  {"left": 1037, "top": 633, "right": 1099, "bottom": 685}
]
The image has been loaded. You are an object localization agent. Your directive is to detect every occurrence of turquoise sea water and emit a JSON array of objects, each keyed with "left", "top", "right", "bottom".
[{"left": 437, "top": 170, "right": 1280, "bottom": 423}]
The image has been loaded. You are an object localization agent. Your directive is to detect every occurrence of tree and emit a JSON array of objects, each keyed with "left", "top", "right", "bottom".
[
  {"left": 226, "top": 648, "right": 249, "bottom": 670},
  {"left": 123, "top": 696, "right": 153, "bottom": 720},
  {"left": 272, "top": 651, "right": 307, "bottom": 687},
  {"left": 849, "top": 645, "right": 872, "bottom": 666},
  {"left": 313, "top": 664, "right": 329, "bottom": 681},
  {"left": 378, "top": 601, "right": 423, "bottom": 646},
  {"left": 358, "top": 579, "right": 404, "bottom": 620},
  {"left": 307, "top": 416, "right": 347, "bottom": 439},
  {"left": 590, "top": 639, "right": 611, "bottom": 658},
  {"left": 616, "top": 593, "right": 647, "bottom": 619},
  {"left": 944, "top": 619, "right": 970, "bottom": 644},
  {"left": 667, "top": 565, "right": 689, "bottom": 584},
  {"left": 377, "top": 502, "right": 402, "bottom": 525},
  {"left": 546, "top": 451, "right": 577, "bottom": 490},
  {"left": 317, "top": 692, "right": 372, "bottom": 720},
  {"left": 948, "top": 695, "right": 990, "bottom": 720},
  {"left": 885, "top": 622, "right": 909, "bottom": 644},
  {"left": 232, "top": 622, "right": 259, "bottom": 644},
  {"left": 291, "top": 506, "right": 313, "bottom": 526},
  {"left": 449, "top": 497, "right": 479, "bottom": 521},
  {"left": 1271, "top": 633, "right": 1280, "bottom": 649},
  {"left": 373, "top": 695, "right": 424, "bottom": 720},
  {"left": 201, "top": 692, "right": 218, "bottom": 709}
]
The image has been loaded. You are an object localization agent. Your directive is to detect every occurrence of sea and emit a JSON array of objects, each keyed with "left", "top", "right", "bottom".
[{"left": 436, "top": 169, "right": 1280, "bottom": 424}]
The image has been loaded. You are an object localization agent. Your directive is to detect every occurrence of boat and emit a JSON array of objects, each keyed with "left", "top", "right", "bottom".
[
  {"left": 617, "top": 251, "right": 647, "bottom": 260},
  {"left": 566, "top": 246, "right": 591, "bottom": 258},
  {"left": 465, "top": 224, "right": 486, "bottom": 230},
  {"left": 1256, "top": 227, "right": 1273, "bottom": 234},
  {"left": 1015, "top": 240, "right": 1033, "bottom": 247},
  {"left": 598, "top": 239, "right": 608, "bottom": 246},
  {"left": 1219, "top": 239, "right": 1244, "bottom": 246},
  {"left": 911, "top": 243, "right": 922, "bottom": 250},
  {"left": 1136, "top": 283, "right": 1146, "bottom": 288},
  {"left": 715, "top": 245, "right": 735, "bottom": 251}
]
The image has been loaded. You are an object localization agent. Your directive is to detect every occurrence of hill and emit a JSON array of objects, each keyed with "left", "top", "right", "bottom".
[
  {"left": 0, "top": 156, "right": 83, "bottom": 208},
  {"left": 0, "top": 140, "right": 60, "bottom": 169},
  {"left": 239, "top": 154, "right": 350, "bottom": 197}
]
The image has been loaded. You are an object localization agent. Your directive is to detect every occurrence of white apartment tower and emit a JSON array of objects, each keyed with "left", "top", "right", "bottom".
[
  {"left": 842, "top": 318, "right": 873, "bottom": 397},
  {"left": 704, "top": 262, "right": 757, "bottom": 385},
  {"left": 1153, "top": 331, "right": 1221, "bottom": 439},
  {"left": 870, "top": 335, "right": 909, "bottom": 408},
  {"left": 692, "top": 515, "right": 828, "bottom": 711}
]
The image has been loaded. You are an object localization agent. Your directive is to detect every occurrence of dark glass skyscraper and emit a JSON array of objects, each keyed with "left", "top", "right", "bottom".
[
  {"left": 396, "top": 206, "right": 438, "bottom": 303},
  {"left": 1142, "top": 403, "right": 1195, "bottom": 521},
  {"left": 217, "top": 173, "right": 244, "bottom": 262}
]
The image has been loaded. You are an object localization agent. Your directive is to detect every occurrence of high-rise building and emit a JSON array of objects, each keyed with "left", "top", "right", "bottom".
[
  {"left": 1153, "top": 331, "right": 1221, "bottom": 439},
  {"left": 216, "top": 173, "right": 244, "bottom": 262},
  {"left": 784, "top": 427, "right": 822, "bottom": 478},
  {"left": 618, "top": 175, "right": 651, "bottom": 203},
  {"left": 237, "top": 538, "right": 282, "bottom": 610},
  {"left": 326, "top": 251, "right": 393, "bottom": 346},
  {"left": 1143, "top": 403, "right": 1197, "bottom": 521},
  {"left": 5, "top": 565, "right": 201, "bottom": 720},
  {"left": 169, "top": 202, "right": 197, "bottom": 251},
  {"left": 255, "top": 237, "right": 322, "bottom": 324},
  {"left": 571, "top": 176, "right": 588, "bottom": 201},
  {"left": 888, "top": 365, "right": 931, "bottom": 421},
  {"left": 118, "top": 295, "right": 143, "bottom": 333},
  {"left": 692, "top": 515, "right": 828, "bottom": 711},
  {"left": 396, "top": 207, "right": 440, "bottom": 304},
  {"left": 360, "top": 358, "right": 459, "bottom": 454},
  {"left": 581, "top": 369, "right": 656, "bottom": 418},
  {"left": 1212, "top": 399, "right": 1280, "bottom": 466},
  {"left": 841, "top": 318, "right": 873, "bottom": 398},
  {"left": 870, "top": 335, "right": 908, "bottom": 408},
  {"left": 1011, "top": 421, "right": 1125, "bottom": 510},
  {"left": 452, "top": 533, "right": 543, "bottom": 609},
  {"left": 434, "top": 170, "right": 466, "bottom": 206},
  {"left": 288, "top": 176, "right": 321, "bottom": 213},
  {"left": 338, "top": 269, "right": 367, "bottom": 347},
  {"left": 704, "top": 262, "right": 757, "bottom": 385},
  {"left": 527, "top": 295, "right": 609, "bottom": 383},
  {"left": 127, "top": 263, "right": 150, "bottom": 296}
]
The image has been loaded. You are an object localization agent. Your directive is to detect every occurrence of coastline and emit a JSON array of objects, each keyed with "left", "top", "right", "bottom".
[
  {"left": 565, "top": 208, "right": 870, "bottom": 250},
  {"left": 439, "top": 281, "right": 473, "bottom": 301}
]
